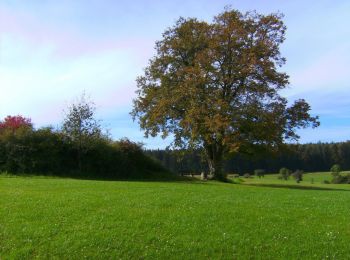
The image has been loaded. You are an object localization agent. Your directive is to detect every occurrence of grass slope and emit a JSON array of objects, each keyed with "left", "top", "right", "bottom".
[{"left": 1, "top": 174, "right": 350, "bottom": 259}]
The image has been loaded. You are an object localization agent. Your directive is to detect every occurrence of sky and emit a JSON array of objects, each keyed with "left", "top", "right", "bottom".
[{"left": 1, "top": 0, "right": 349, "bottom": 148}]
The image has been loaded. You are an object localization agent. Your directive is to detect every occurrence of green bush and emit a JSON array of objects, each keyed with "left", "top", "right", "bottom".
[
  {"left": 278, "top": 167, "right": 290, "bottom": 180},
  {"left": 330, "top": 164, "right": 341, "bottom": 176},
  {"left": 292, "top": 170, "right": 303, "bottom": 183},
  {"left": 331, "top": 173, "right": 350, "bottom": 184},
  {"left": 254, "top": 169, "right": 265, "bottom": 178},
  {"left": 329, "top": 164, "right": 350, "bottom": 184},
  {"left": 0, "top": 127, "right": 169, "bottom": 180}
]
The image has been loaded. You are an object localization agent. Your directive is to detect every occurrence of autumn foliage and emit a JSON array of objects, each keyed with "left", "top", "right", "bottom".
[
  {"left": 0, "top": 115, "right": 33, "bottom": 132},
  {"left": 132, "top": 8, "right": 319, "bottom": 180}
]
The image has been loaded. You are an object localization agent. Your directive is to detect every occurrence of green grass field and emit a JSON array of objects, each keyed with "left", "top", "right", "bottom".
[
  {"left": 239, "top": 171, "right": 350, "bottom": 189},
  {"left": 1, "top": 173, "right": 350, "bottom": 259}
]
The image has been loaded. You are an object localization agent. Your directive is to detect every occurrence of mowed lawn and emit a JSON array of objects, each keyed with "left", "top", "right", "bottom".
[
  {"left": 240, "top": 171, "right": 350, "bottom": 188},
  {"left": 1, "top": 175, "right": 350, "bottom": 259}
]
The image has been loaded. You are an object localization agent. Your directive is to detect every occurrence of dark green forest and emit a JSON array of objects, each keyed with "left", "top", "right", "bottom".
[{"left": 147, "top": 141, "right": 350, "bottom": 174}]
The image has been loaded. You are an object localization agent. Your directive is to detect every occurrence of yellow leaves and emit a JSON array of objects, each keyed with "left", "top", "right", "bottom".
[{"left": 227, "top": 142, "right": 240, "bottom": 154}]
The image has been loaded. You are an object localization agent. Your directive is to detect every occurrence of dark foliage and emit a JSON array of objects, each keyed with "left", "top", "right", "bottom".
[
  {"left": 291, "top": 170, "right": 303, "bottom": 183},
  {"left": 330, "top": 164, "right": 350, "bottom": 184},
  {"left": 0, "top": 125, "right": 169, "bottom": 180},
  {"left": 278, "top": 167, "right": 291, "bottom": 180},
  {"left": 330, "top": 164, "right": 341, "bottom": 175},
  {"left": 146, "top": 141, "right": 350, "bottom": 175}
]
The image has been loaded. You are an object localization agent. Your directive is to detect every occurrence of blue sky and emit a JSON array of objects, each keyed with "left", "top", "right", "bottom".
[{"left": 1, "top": 0, "right": 349, "bottom": 148}]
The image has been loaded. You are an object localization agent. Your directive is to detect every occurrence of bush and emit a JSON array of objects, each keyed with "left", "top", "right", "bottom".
[
  {"left": 279, "top": 167, "right": 290, "bottom": 180},
  {"left": 331, "top": 175, "right": 343, "bottom": 184},
  {"left": 292, "top": 170, "right": 303, "bottom": 183},
  {"left": 0, "top": 127, "right": 169, "bottom": 180},
  {"left": 331, "top": 173, "right": 350, "bottom": 184},
  {"left": 330, "top": 164, "right": 341, "bottom": 175},
  {"left": 323, "top": 180, "right": 330, "bottom": 184},
  {"left": 254, "top": 169, "right": 265, "bottom": 178},
  {"left": 346, "top": 174, "right": 350, "bottom": 184},
  {"left": 330, "top": 164, "right": 350, "bottom": 184}
]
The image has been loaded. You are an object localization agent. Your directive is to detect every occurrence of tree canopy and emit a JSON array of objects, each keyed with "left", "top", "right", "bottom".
[
  {"left": 0, "top": 115, "right": 33, "bottom": 133},
  {"left": 62, "top": 93, "right": 103, "bottom": 173},
  {"left": 132, "top": 8, "right": 319, "bottom": 179}
]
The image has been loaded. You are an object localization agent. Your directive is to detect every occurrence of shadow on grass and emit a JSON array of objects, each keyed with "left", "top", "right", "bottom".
[
  {"left": 0, "top": 172, "right": 211, "bottom": 184},
  {"left": 244, "top": 183, "right": 349, "bottom": 191}
]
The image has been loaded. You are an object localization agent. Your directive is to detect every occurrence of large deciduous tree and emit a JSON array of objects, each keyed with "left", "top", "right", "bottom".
[{"left": 132, "top": 8, "right": 319, "bottom": 180}]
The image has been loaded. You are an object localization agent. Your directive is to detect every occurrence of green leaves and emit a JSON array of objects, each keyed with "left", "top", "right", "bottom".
[{"left": 62, "top": 93, "right": 102, "bottom": 143}]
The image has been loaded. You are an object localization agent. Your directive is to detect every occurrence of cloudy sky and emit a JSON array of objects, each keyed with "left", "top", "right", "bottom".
[{"left": 1, "top": 0, "right": 349, "bottom": 148}]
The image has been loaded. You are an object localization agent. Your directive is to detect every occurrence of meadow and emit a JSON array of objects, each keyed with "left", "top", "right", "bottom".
[{"left": 1, "top": 173, "right": 350, "bottom": 259}]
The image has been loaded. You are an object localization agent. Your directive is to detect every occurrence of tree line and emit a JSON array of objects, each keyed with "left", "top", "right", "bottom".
[
  {"left": 0, "top": 96, "right": 168, "bottom": 180},
  {"left": 1, "top": 110, "right": 348, "bottom": 177},
  {"left": 146, "top": 141, "right": 350, "bottom": 175}
]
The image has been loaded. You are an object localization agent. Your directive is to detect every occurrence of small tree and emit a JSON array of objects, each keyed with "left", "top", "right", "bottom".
[
  {"left": 292, "top": 170, "right": 303, "bottom": 183},
  {"left": 330, "top": 164, "right": 345, "bottom": 183},
  {"left": 0, "top": 115, "right": 33, "bottom": 134},
  {"left": 254, "top": 169, "right": 265, "bottom": 178},
  {"left": 278, "top": 167, "right": 290, "bottom": 180},
  {"left": 62, "top": 93, "right": 102, "bottom": 173},
  {"left": 330, "top": 164, "right": 341, "bottom": 176},
  {"left": 0, "top": 115, "right": 34, "bottom": 173}
]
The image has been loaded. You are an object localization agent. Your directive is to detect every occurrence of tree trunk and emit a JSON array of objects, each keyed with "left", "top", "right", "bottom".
[
  {"left": 208, "top": 156, "right": 226, "bottom": 180},
  {"left": 204, "top": 142, "right": 226, "bottom": 181}
]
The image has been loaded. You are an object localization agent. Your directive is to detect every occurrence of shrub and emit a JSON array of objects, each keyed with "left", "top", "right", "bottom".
[
  {"left": 112, "top": 138, "right": 168, "bottom": 179},
  {"left": 346, "top": 174, "right": 350, "bottom": 184},
  {"left": 331, "top": 173, "right": 350, "bottom": 184},
  {"left": 279, "top": 167, "right": 290, "bottom": 180},
  {"left": 323, "top": 180, "right": 330, "bottom": 184},
  {"left": 332, "top": 175, "right": 343, "bottom": 184},
  {"left": 330, "top": 164, "right": 341, "bottom": 176},
  {"left": 0, "top": 126, "right": 169, "bottom": 180},
  {"left": 292, "top": 170, "right": 303, "bottom": 183},
  {"left": 329, "top": 164, "right": 350, "bottom": 184},
  {"left": 254, "top": 169, "right": 265, "bottom": 178}
]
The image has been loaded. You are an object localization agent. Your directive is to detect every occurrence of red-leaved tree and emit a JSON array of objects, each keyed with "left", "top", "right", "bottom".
[{"left": 0, "top": 115, "right": 33, "bottom": 132}]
